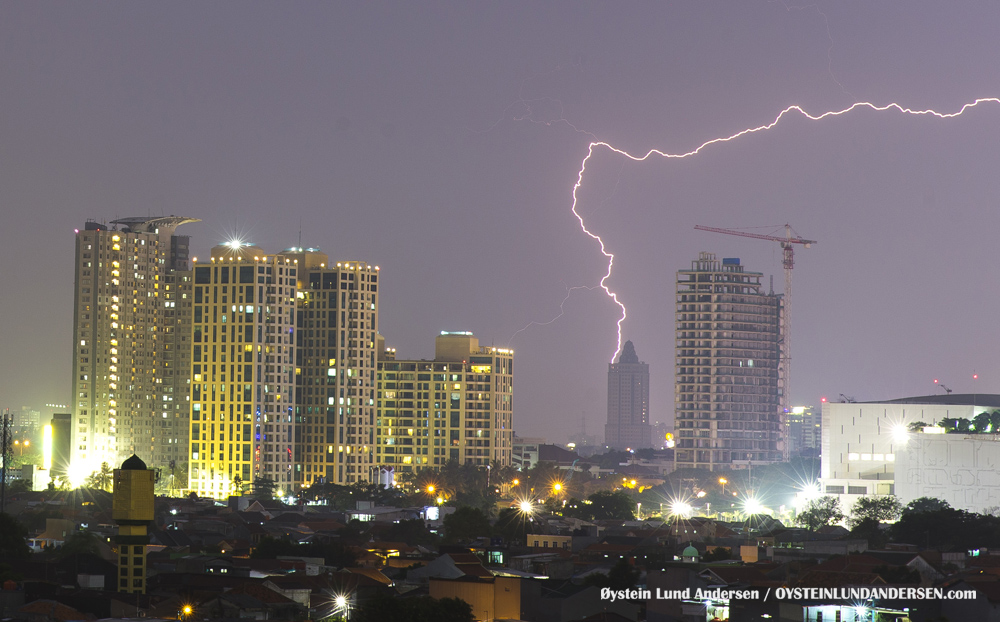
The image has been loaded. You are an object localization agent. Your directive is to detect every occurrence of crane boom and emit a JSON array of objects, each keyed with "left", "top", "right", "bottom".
[
  {"left": 693, "top": 225, "right": 816, "bottom": 246},
  {"left": 694, "top": 223, "right": 816, "bottom": 461}
]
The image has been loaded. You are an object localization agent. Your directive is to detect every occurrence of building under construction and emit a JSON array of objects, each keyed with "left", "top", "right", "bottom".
[{"left": 674, "top": 252, "right": 784, "bottom": 471}]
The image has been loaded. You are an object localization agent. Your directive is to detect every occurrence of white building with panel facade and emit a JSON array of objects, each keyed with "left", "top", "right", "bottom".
[{"left": 820, "top": 395, "right": 1000, "bottom": 509}]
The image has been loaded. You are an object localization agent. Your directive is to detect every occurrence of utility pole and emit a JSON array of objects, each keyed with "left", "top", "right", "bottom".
[{"left": 1, "top": 410, "right": 11, "bottom": 513}]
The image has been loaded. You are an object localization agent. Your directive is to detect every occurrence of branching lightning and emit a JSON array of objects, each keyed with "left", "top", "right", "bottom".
[
  {"left": 507, "top": 284, "right": 600, "bottom": 346},
  {"left": 573, "top": 97, "right": 1000, "bottom": 362}
]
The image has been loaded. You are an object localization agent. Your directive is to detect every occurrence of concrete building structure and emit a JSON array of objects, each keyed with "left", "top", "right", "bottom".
[
  {"left": 376, "top": 332, "right": 514, "bottom": 474},
  {"left": 188, "top": 243, "right": 298, "bottom": 498},
  {"left": 820, "top": 394, "right": 1000, "bottom": 509},
  {"left": 71, "top": 217, "right": 197, "bottom": 480},
  {"left": 786, "top": 405, "right": 821, "bottom": 458},
  {"left": 429, "top": 576, "right": 521, "bottom": 622},
  {"left": 674, "top": 252, "right": 783, "bottom": 471},
  {"left": 512, "top": 436, "right": 544, "bottom": 471},
  {"left": 896, "top": 432, "right": 1000, "bottom": 513},
  {"left": 605, "top": 340, "right": 652, "bottom": 450},
  {"left": 280, "top": 247, "right": 380, "bottom": 487}
]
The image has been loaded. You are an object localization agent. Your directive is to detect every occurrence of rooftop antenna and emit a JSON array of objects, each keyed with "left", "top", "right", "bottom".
[{"left": 298, "top": 216, "right": 302, "bottom": 248}]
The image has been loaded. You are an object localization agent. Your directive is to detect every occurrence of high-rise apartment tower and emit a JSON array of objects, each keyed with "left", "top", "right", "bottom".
[
  {"left": 674, "top": 252, "right": 783, "bottom": 470},
  {"left": 188, "top": 243, "right": 298, "bottom": 498},
  {"left": 282, "top": 248, "right": 380, "bottom": 488},
  {"left": 605, "top": 340, "right": 651, "bottom": 450},
  {"left": 376, "top": 332, "right": 514, "bottom": 473},
  {"left": 71, "top": 217, "right": 197, "bottom": 480}
]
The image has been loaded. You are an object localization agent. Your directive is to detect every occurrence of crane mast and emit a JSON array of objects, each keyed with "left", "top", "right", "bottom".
[{"left": 693, "top": 224, "right": 816, "bottom": 449}]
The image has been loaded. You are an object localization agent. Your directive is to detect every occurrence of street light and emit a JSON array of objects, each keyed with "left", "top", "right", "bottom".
[{"left": 719, "top": 477, "right": 728, "bottom": 495}]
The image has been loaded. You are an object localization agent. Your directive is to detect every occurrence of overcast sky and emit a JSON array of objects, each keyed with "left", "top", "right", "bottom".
[{"left": 3, "top": 2, "right": 1000, "bottom": 442}]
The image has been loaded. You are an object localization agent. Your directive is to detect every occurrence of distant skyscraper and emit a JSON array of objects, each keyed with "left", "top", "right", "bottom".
[
  {"left": 674, "top": 252, "right": 783, "bottom": 471},
  {"left": 71, "top": 217, "right": 198, "bottom": 480},
  {"left": 605, "top": 340, "right": 651, "bottom": 450}
]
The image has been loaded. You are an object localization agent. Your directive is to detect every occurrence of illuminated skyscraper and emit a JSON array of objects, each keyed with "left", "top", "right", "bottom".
[
  {"left": 71, "top": 217, "right": 198, "bottom": 481},
  {"left": 376, "top": 332, "right": 514, "bottom": 473},
  {"left": 605, "top": 340, "right": 651, "bottom": 450},
  {"left": 674, "top": 252, "right": 784, "bottom": 471},
  {"left": 188, "top": 243, "right": 298, "bottom": 498},
  {"left": 280, "top": 248, "right": 380, "bottom": 487}
]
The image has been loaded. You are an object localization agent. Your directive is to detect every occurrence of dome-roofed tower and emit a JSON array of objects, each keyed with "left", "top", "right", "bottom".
[
  {"left": 113, "top": 455, "right": 154, "bottom": 594},
  {"left": 120, "top": 454, "right": 147, "bottom": 470}
]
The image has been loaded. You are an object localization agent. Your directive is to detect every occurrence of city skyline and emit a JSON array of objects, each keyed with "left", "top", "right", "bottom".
[{"left": 7, "top": 3, "right": 1000, "bottom": 443}]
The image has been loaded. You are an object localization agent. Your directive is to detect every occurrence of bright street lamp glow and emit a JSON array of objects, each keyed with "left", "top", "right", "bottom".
[
  {"left": 744, "top": 498, "right": 765, "bottom": 515},
  {"left": 670, "top": 501, "right": 692, "bottom": 517},
  {"left": 519, "top": 500, "right": 533, "bottom": 514}
]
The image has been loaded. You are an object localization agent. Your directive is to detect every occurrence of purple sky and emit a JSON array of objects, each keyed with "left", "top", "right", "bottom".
[{"left": 4, "top": 2, "right": 1000, "bottom": 442}]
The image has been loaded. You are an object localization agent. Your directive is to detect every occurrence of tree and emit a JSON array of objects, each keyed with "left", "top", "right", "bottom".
[
  {"left": 939, "top": 417, "right": 973, "bottom": 434},
  {"left": 0, "top": 514, "right": 29, "bottom": 560},
  {"left": 796, "top": 496, "right": 845, "bottom": 531},
  {"left": 354, "top": 593, "right": 473, "bottom": 622},
  {"left": 588, "top": 490, "right": 636, "bottom": 520},
  {"left": 378, "top": 519, "right": 438, "bottom": 546},
  {"left": 58, "top": 530, "right": 101, "bottom": 559},
  {"left": 849, "top": 496, "right": 902, "bottom": 529},
  {"left": 907, "top": 421, "right": 929, "bottom": 432},
  {"left": 904, "top": 497, "right": 951, "bottom": 515},
  {"left": 494, "top": 507, "right": 531, "bottom": 544},
  {"left": 252, "top": 476, "right": 277, "bottom": 498},
  {"left": 443, "top": 506, "right": 491, "bottom": 543},
  {"left": 583, "top": 558, "right": 640, "bottom": 590},
  {"left": 701, "top": 547, "right": 732, "bottom": 562},
  {"left": 974, "top": 411, "right": 993, "bottom": 433},
  {"left": 85, "top": 462, "right": 113, "bottom": 492}
]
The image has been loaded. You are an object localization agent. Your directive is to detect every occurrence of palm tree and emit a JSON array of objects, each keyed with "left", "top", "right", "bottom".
[{"left": 85, "top": 462, "right": 113, "bottom": 491}]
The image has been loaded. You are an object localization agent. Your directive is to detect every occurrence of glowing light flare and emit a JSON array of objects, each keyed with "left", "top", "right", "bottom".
[
  {"left": 743, "top": 497, "right": 766, "bottom": 516},
  {"left": 571, "top": 97, "right": 1000, "bottom": 362},
  {"left": 519, "top": 500, "right": 534, "bottom": 515},
  {"left": 669, "top": 500, "right": 693, "bottom": 518},
  {"left": 891, "top": 423, "right": 910, "bottom": 445},
  {"left": 794, "top": 481, "right": 822, "bottom": 509}
]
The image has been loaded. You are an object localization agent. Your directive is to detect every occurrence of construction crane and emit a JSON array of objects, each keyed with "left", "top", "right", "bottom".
[
  {"left": 934, "top": 379, "right": 953, "bottom": 394},
  {"left": 694, "top": 224, "right": 817, "bottom": 418}
]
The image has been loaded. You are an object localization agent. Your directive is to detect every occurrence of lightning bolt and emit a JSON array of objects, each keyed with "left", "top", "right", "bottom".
[
  {"left": 507, "top": 284, "right": 601, "bottom": 347},
  {"left": 573, "top": 97, "right": 1000, "bottom": 362}
]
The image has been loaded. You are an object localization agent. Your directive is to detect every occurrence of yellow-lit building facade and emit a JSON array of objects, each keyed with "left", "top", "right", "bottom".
[
  {"left": 71, "top": 217, "right": 197, "bottom": 481},
  {"left": 376, "top": 332, "right": 513, "bottom": 474},
  {"left": 280, "top": 248, "right": 380, "bottom": 487},
  {"left": 188, "top": 244, "right": 298, "bottom": 498}
]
